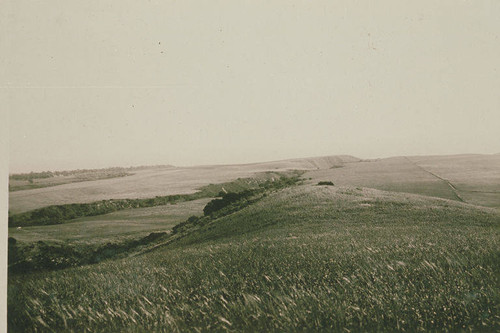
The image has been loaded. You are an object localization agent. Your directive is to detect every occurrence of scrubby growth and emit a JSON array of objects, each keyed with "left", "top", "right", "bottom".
[
  {"left": 8, "top": 232, "right": 168, "bottom": 274},
  {"left": 172, "top": 174, "right": 303, "bottom": 235},
  {"left": 172, "top": 193, "right": 261, "bottom": 235},
  {"left": 317, "top": 181, "right": 334, "bottom": 186},
  {"left": 10, "top": 171, "right": 55, "bottom": 181},
  {"left": 203, "top": 190, "right": 256, "bottom": 216},
  {"left": 9, "top": 167, "right": 140, "bottom": 181}
]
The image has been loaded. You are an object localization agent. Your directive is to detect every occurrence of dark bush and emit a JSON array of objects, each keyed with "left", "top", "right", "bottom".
[
  {"left": 203, "top": 190, "right": 255, "bottom": 216},
  {"left": 187, "top": 215, "right": 199, "bottom": 223},
  {"left": 317, "top": 181, "right": 334, "bottom": 186}
]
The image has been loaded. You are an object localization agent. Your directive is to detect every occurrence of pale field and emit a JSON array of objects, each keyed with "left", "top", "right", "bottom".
[
  {"left": 8, "top": 155, "right": 356, "bottom": 214},
  {"left": 408, "top": 154, "right": 500, "bottom": 207},
  {"left": 304, "top": 157, "right": 457, "bottom": 200},
  {"left": 305, "top": 154, "right": 500, "bottom": 208},
  {"left": 8, "top": 198, "right": 211, "bottom": 246}
]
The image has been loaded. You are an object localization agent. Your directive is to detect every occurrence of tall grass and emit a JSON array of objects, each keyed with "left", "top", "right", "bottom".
[{"left": 8, "top": 185, "right": 500, "bottom": 332}]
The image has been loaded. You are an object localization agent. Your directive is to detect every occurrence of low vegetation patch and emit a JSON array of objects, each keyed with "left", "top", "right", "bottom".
[
  {"left": 203, "top": 190, "right": 260, "bottom": 216},
  {"left": 8, "top": 232, "right": 168, "bottom": 274},
  {"left": 317, "top": 181, "right": 334, "bottom": 186}
]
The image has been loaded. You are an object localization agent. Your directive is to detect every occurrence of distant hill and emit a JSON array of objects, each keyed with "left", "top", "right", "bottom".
[
  {"left": 304, "top": 154, "right": 500, "bottom": 208},
  {"left": 8, "top": 153, "right": 500, "bottom": 213},
  {"left": 8, "top": 155, "right": 359, "bottom": 214}
]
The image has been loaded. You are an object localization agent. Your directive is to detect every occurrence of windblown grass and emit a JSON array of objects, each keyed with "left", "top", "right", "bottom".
[{"left": 8, "top": 185, "right": 500, "bottom": 332}]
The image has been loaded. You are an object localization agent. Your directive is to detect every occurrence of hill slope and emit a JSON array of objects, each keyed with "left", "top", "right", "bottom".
[{"left": 9, "top": 184, "right": 500, "bottom": 332}]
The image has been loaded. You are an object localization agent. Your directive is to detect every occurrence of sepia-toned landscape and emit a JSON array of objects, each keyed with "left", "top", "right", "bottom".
[
  {"left": 7, "top": 154, "right": 500, "bottom": 331},
  {"left": 4, "top": 1, "right": 500, "bottom": 332}
]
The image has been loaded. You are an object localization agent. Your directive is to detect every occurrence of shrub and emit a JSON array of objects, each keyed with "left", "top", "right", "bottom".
[
  {"left": 203, "top": 190, "right": 255, "bottom": 216},
  {"left": 317, "top": 181, "right": 334, "bottom": 186}
]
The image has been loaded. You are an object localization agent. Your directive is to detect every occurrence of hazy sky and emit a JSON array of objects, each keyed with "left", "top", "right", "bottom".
[{"left": 3, "top": 1, "right": 500, "bottom": 172}]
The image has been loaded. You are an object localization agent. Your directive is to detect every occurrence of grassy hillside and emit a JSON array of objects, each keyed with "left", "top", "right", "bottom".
[
  {"left": 7, "top": 173, "right": 303, "bottom": 273},
  {"left": 9, "top": 184, "right": 500, "bottom": 332}
]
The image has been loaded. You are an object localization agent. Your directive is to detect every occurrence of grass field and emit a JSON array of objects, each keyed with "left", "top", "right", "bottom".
[{"left": 8, "top": 184, "right": 500, "bottom": 332}]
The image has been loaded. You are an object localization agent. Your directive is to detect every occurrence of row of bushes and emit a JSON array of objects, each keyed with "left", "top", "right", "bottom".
[
  {"left": 8, "top": 194, "right": 202, "bottom": 228},
  {"left": 203, "top": 190, "right": 256, "bottom": 216},
  {"left": 9, "top": 167, "right": 138, "bottom": 181},
  {"left": 173, "top": 174, "right": 303, "bottom": 235},
  {"left": 10, "top": 171, "right": 55, "bottom": 181},
  {"left": 173, "top": 192, "right": 263, "bottom": 235},
  {"left": 203, "top": 174, "right": 303, "bottom": 216}
]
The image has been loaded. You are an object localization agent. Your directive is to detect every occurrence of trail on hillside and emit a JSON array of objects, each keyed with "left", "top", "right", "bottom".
[{"left": 404, "top": 157, "right": 465, "bottom": 203}]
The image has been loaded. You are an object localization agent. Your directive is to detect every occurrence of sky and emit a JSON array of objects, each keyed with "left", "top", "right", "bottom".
[{"left": 3, "top": 1, "right": 500, "bottom": 173}]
